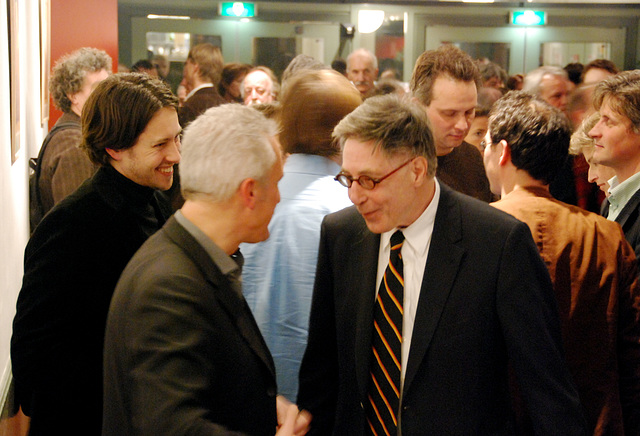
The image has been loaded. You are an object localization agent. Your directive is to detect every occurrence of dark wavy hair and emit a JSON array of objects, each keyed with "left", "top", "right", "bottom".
[
  {"left": 80, "top": 73, "right": 178, "bottom": 166},
  {"left": 489, "top": 91, "right": 571, "bottom": 184}
]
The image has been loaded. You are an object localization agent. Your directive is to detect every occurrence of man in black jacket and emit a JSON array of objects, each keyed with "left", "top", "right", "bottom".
[
  {"left": 11, "top": 73, "right": 181, "bottom": 436},
  {"left": 103, "top": 104, "right": 310, "bottom": 436}
]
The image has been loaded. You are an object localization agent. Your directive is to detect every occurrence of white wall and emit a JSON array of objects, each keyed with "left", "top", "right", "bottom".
[{"left": 0, "top": 0, "right": 46, "bottom": 408}]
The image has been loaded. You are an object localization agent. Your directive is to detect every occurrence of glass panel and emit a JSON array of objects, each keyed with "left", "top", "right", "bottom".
[
  {"left": 146, "top": 32, "right": 191, "bottom": 61},
  {"left": 540, "top": 42, "right": 610, "bottom": 66},
  {"left": 376, "top": 15, "right": 404, "bottom": 79},
  {"left": 447, "top": 42, "right": 511, "bottom": 73},
  {"left": 253, "top": 37, "right": 296, "bottom": 79}
]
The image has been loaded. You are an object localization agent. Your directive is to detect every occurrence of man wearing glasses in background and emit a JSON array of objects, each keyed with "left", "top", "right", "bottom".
[{"left": 297, "top": 94, "right": 587, "bottom": 435}]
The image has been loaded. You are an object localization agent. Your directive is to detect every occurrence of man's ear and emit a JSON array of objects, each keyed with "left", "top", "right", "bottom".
[
  {"left": 411, "top": 156, "right": 430, "bottom": 185},
  {"left": 498, "top": 140, "right": 511, "bottom": 166},
  {"left": 67, "top": 92, "right": 79, "bottom": 107},
  {"left": 105, "top": 148, "right": 123, "bottom": 162},
  {"left": 238, "top": 178, "right": 258, "bottom": 209}
]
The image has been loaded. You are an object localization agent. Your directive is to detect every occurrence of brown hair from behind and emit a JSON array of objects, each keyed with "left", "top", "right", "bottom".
[
  {"left": 188, "top": 43, "right": 224, "bottom": 85},
  {"left": 278, "top": 69, "right": 362, "bottom": 157}
]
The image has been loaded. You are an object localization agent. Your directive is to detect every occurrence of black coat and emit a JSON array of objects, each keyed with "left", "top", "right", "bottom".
[
  {"left": 298, "top": 183, "right": 587, "bottom": 435},
  {"left": 603, "top": 188, "right": 640, "bottom": 263},
  {"left": 11, "top": 165, "right": 170, "bottom": 435},
  {"left": 103, "top": 216, "right": 278, "bottom": 435}
]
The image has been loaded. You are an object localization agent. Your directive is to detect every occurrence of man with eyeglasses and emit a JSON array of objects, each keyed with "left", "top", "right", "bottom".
[{"left": 297, "top": 94, "right": 587, "bottom": 435}]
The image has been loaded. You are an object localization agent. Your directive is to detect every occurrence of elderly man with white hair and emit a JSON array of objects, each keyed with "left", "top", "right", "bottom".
[
  {"left": 347, "top": 48, "right": 378, "bottom": 97},
  {"left": 523, "top": 65, "right": 571, "bottom": 113}
]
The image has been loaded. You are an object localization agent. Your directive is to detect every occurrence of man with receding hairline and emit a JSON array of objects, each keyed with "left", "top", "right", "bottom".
[
  {"left": 347, "top": 48, "right": 378, "bottom": 98},
  {"left": 297, "top": 94, "right": 586, "bottom": 435}
]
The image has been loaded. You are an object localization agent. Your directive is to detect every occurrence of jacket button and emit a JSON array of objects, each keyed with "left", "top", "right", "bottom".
[{"left": 267, "top": 387, "right": 276, "bottom": 397}]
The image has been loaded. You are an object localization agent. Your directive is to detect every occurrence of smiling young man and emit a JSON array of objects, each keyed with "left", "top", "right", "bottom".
[
  {"left": 103, "top": 104, "right": 311, "bottom": 436},
  {"left": 589, "top": 69, "right": 640, "bottom": 261},
  {"left": 410, "top": 44, "right": 493, "bottom": 202},
  {"left": 297, "top": 94, "right": 587, "bottom": 436},
  {"left": 11, "top": 73, "right": 180, "bottom": 436}
]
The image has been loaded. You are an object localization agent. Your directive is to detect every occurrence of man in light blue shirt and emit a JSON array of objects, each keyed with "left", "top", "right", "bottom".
[
  {"left": 242, "top": 69, "right": 362, "bottom": 400},
  {"left": 589, "top": 69, "right": 640, "bottom": 262}
]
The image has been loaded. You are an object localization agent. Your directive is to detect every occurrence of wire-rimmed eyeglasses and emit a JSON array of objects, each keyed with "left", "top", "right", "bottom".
[{"left": 334, "top": 158, "right": 414, "bottom": 190}]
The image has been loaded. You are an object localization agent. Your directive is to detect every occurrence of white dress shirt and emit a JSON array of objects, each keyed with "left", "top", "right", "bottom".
[{"left": 375, "top": 179, "right": 441, "bottom": 390}]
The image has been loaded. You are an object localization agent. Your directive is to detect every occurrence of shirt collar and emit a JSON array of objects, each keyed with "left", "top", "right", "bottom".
[
  {"left": 608, "top": 171, "right": 640, "bottom": 211},
  {"left": 379, "top": 179, "right": 440, "bottom": 257},
  {"left": 185, "top": 83, "right": 214, "bottom": 101},
  {"left": 174, "top": 210, "right": 240, "bottom": 279}
]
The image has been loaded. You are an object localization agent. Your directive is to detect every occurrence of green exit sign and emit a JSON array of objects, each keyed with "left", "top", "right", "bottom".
[
  {"left": 220, "top": 2, "right": 256, "bottom": 17},
  {"left": 510, "top": 10, "right": 546, "bottom": 26}
]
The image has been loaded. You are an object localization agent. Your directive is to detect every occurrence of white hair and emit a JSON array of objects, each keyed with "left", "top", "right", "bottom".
[
  {"left": 522, "top": 66, "right": 568, "bottom": 96},
  {"left": 180, "top": 104, "right": 279, "bottom": 202},
  {"left": 347, "top": 48, "right": 378, "bottom": 72}
]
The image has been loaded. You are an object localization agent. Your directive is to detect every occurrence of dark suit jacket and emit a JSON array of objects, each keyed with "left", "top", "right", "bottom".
[
  {"left": 11, "top": 166, "right": 170, "bottom": 436},
  {"left": 103, "top": 216, "right": 278, "bottom": 436},
  {"left": 603, "top": 188, "right": 640, "bottom": 262},
  {"left": 298, "top": 183, "right": 587, "bottom": 435},
  {"left": 179, "top": 86, "right": 225, "bottom": 128}
]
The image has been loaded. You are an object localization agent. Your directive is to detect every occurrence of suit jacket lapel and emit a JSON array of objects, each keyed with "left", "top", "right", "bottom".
[
  {"left": 163, "top": 217, "right": 276, "bottom": 379},
  {"left": 403, "top": 185, "right": 464, "bottom": 394},
  {"left": 614, "top": 187, "right": 640, "bottom": 230},
  {"left": 353, "top": 223, "right": 381, "bottom": 401}
]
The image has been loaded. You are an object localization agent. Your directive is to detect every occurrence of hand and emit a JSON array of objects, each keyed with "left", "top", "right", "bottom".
[{"left": 275, "top": 396, "right": 312, "bottom": 436}]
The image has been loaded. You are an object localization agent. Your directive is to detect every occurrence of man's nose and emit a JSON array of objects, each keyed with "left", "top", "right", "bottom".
[
  {"left": 455, "top": 114, "right": 470, "bottom": 131},
  {"left": 589, "top": 123, "right": 601, "bottom": 138},
  {"left": 348, "top": 181, "right": 366, "bottom": 205},
  {"left": 167, "top": 139, "right": 181, "bottom": 163}
]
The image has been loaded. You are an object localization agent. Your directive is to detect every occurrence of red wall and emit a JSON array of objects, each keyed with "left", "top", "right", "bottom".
[{"left": 49, "top": 0, "right": 118, "bottom": 129}]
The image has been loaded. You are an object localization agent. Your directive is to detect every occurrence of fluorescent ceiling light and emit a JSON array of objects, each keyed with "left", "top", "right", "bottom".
[{"left": 147, "top": 14, "right": 191, "bottom": 20}]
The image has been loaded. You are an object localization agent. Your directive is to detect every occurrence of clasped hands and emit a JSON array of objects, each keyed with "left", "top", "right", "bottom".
[{"left": 275, "top": 395, "right": 312, "bottom": 436}]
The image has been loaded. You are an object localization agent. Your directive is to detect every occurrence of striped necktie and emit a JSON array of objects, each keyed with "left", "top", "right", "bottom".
[{"left": 366, "top": 230, "right": 405, "bottom": 436}]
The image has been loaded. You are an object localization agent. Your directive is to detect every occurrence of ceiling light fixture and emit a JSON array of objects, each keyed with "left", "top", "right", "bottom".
[{"left": 147, "top": 14, "right": 191, "bottom": 20}]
